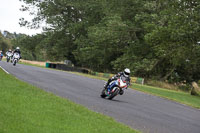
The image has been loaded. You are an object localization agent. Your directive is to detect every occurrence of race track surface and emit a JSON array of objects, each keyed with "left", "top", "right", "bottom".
[{"left": 1, "top": 61, "right": 200, "bottom": 133}]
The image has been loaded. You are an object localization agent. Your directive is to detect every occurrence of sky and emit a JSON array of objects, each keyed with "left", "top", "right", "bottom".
[{"left": 0, "top": 0, "right": 43, "bottom": 35}]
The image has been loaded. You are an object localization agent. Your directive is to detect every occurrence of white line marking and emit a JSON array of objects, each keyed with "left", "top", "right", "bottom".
[{"left": 0, "top": 66, "right": 9, "bottom": 74}]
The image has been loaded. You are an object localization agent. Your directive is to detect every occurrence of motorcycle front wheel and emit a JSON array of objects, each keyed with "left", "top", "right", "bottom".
[
  {"left": 100, "top": 88, "right": 107, "bottom": 98},
  {"left": 13, "top": 60, "right": 17, "bottom": 66}
]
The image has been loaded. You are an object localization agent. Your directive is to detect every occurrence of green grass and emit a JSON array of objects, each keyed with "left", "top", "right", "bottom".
[
  {"left": 0, "top": 69, "right": 139, "bottom": 133},
  {"left": 132, "top": 84, "right": 200, "bottom": 109},
  {"left": 1, "top": 58, "right": 45, "bottom": 68},
  {"left": 71, "top": 72, "right": 200, "bottom": 109},
  {"left": 19, "top": 61, "right": 46, "bottom": 68}
]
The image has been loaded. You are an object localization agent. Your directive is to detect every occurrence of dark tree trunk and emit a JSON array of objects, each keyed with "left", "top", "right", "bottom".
[{"left": 161, "top": 66, "right": 176, "bottom": 81}]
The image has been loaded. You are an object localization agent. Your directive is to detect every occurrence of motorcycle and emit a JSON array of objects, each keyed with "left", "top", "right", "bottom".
[
  {"left": 6, "top": 52, "right": 13, "bottom": 62},
  {"left": 12, "top": 53, "right": 20, "bottom": 66},
  {"left": 101, "top": 76, "right": 128, "bottom": 100}
]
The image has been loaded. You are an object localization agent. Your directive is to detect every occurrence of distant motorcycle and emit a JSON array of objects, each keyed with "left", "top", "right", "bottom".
[
  {"left": 12, "top": 53, "right": 20, "bottom": 66},
  {"left": 101, "top": 76, "right": 128, "bottom": 100},
  {"left": 6, "top": 52, "right": 13, "bottom": 62}
]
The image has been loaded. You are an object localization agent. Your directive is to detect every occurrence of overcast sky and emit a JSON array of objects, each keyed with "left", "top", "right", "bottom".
[{"left": 0, "top": 0, "right": 42, "bottom": 35}]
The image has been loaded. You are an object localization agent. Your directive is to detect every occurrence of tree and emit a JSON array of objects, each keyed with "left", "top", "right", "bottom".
[
  {"left": 0, "top": 33, "right": 9, "bottom": 53},
  {"left": 18, "top": 0, "right": 200, "bottom": 84}
]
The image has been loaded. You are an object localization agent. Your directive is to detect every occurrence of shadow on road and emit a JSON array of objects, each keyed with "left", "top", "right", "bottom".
[{"left": 99, "top": 96, "right": 129, "bottom": 104}]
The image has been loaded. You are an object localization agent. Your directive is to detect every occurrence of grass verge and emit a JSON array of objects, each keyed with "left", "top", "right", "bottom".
[
  {"left": 19, "top": 61, "right": 46, "bottom": 68},
  {"left": 0, "top": 69, "right": 139, "bottom": 133},
  {"left": 133, "top": 84, "right": 200, "bottom": 109},
  {"left": 72, "top": 72, "right": 200, "bottom": 109}
]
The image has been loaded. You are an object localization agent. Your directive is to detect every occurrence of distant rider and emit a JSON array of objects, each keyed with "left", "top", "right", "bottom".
[
  {"left": 6, "top": 49, "right": 13, "bottom": 57},
  {"left": 104, "top": 68, "right": 131, "bottom": 95},
  {"left": 13, "top": 47, "right": 21, "bottom": 59},
  {"left": 0, "top": 51, "right": 3, "bottom": 60}
]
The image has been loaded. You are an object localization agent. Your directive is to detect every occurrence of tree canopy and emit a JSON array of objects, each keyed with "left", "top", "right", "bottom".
[{"left": 14, "top": 0, "right": 200, "bottom": 83}]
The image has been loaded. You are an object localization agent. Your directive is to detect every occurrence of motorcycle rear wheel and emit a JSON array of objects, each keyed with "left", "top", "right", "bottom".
[{"left": 108, "top": 87, "right": 120, "bottom": 100}]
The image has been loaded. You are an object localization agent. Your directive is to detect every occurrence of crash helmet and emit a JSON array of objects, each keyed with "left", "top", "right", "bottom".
[
  {"left": 16, "top": 47, "right": 20, "bottom": 50},
  {"left": 123, "top": 68, "right": 130, "bottom": 77}
]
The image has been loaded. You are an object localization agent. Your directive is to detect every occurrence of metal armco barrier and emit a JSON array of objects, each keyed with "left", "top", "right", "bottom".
[
  {"left": 46, "top": 62, "right": 144, "bottom": 85},
  {"left": 46, "top": 63, "right": 89, "bottom": 73}
]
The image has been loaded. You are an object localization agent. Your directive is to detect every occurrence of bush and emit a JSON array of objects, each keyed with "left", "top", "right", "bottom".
[{"left": 178, "top": 84, "right": 191, "bottom": 92}]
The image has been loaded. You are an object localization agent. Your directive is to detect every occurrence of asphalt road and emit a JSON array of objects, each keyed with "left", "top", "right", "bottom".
[{"left": 1, "top": 61, "right": 200, "bottom": 133}]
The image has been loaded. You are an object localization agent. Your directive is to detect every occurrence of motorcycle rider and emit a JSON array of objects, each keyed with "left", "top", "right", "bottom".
[
  {"left": 6, "top": 49, "right": 13, "bottom": 56},
  {"left": 104, "top": 68, "right": 131, "bottom": 95},
  {"left": 13, "top": 47, "right": 21, "bottom": 59},
  {"left": 6, "top": 49, "right": 13, "bottom": 62},
  {"left": 0, "top": 51, "right": 3, "bottom": 61}
]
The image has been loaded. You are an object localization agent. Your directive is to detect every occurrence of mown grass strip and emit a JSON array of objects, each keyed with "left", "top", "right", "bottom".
[
  {"left": 71, "top": 72, "right": 200, "bottom": 109},
  {"left": 0, "top": 69, "right": 139, "bottom": 133},
  {"left": 19, "top": 61, "right": 46, "bottom": 68},
  {"left": 133, "top": 84, "right": 200, "bottom": 109}
]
